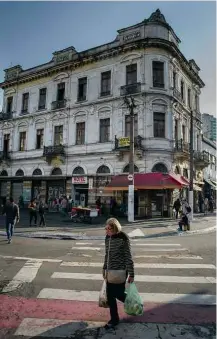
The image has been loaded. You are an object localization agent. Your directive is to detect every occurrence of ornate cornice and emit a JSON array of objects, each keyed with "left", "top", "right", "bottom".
[{"left": 0, "top": 38, "right": 204, "bottom": 90}]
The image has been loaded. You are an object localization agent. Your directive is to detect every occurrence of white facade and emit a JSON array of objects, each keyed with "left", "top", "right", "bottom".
[
  {"left": 0, "top": 9, "right": 206, "bottom": 205},
  {"left": 202, "top": 136, "right": 216, "bottom": 181}
]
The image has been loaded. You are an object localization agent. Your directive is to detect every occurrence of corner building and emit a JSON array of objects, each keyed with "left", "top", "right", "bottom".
[{"left": 0, "top": 9, "right": 209, "bottom": 214}]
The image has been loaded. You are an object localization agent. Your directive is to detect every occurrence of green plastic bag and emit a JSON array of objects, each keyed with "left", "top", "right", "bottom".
[{"left": 124, "top": 283, "right": 144, "bottom": 316}]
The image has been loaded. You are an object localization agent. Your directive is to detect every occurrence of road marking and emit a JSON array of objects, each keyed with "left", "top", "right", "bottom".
[
  {"left": 131, "top": 243, "right": 182, "bottom": 246},
  {"left": 14, "top": 317, "right": 104, "bottom": 337},
  {"left": 0, "top": 255, "right": 62, "bottom": 263},
  {"left": 134, "top": 255, "right": 203, "bottom": 260},
  {"left": 51, "top": 272, "right": 216, "bottom": 284},
  {"left": 72, "top": 246, "right": 187, "bottom": 252},
  {"left": 75, "top": 242, "right": 93, "bottom": 245},
  {"left": 37, "top": 288, "right": 216, "bottom": 305},
  {"left": 2, "top": 260, "right": 43, "bottom": 293},
  {"left": 60, "top": 262, "right": 216, "bottom": 269}
]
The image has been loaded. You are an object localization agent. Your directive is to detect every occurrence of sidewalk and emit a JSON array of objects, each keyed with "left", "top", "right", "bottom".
[{"left": 0, "top": 212, "right": 216, "bottom": 240}]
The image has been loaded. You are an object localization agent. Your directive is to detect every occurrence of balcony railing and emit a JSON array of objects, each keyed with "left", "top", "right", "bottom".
[
  {"left": 51, "top": 100, "right": 66, "bottom": 110},
  {"left": 0, "top": 112, "right": 13, "bottom": 120},
  {"left": 120, "top": 82, "right": 141, "bottom": 96},
  {"left": 43, "top": 145, "right": 65, "bottom": 157},
  {"left": 194, "top": 150, "right": 210, "bottom": 164},
  {"left": 174, "top": 139, "right": 189, "bottom": 153},
  {"left": 173, "top": 89, "right": 184, "bottom": 103},
  {"left": 0, "top": 151, "right": 11, "bottom": 161}
]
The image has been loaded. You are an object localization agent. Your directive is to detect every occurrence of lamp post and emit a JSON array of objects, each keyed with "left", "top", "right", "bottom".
[
  {"left": 124, "top": 96, "right": 136, "bottom": 222},
  {"left": 189, "top": 109, "right": 194, "bottom": 223}
]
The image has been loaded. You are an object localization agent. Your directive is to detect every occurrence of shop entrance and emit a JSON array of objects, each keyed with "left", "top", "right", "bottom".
[{"left": 74, "top": 184, "right": 88, "bottom": 207}]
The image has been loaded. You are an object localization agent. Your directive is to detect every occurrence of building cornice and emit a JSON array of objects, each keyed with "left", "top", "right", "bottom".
[
  {"left": 0, "top": 38, "right": 204, "bottom": 90},
  {"left": 202, "top": 135, "right": 216, "bottom": 150}
]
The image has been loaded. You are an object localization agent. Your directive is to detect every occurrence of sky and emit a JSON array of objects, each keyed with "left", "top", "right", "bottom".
[{"left": 0, "top": 1, "right": 216, "bottom": 116}]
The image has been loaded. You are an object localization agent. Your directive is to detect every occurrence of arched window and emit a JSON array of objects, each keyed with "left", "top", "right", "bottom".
[
  {"left": 51, "top": 168, "right": 62, "bottom": 176},
  {"left": 175, "top": 166, "right": 180, "bottom": 174},
  {"left": 73, "top": 166, "right": 85, "bottom": 175},
  {"left": 123, "top": 164, "right": 139, "bottom": 173},
  {"left": 152, "top": 163, "right": 168, "bottom": 173},
  {"left": 96, "top": 165, "right": 110, "bottom": 174},
  {"left": 32, "top": 168, "right": 42, "bottom": 176},
  {"left": 0, "top": 170, "right": 8, "bottom": 176},
  {"left": 183, "top": 168, "right": 188, "bottom": 178},
  {"left": 15, "top": 169, "right": 24, "bottom": 177}
]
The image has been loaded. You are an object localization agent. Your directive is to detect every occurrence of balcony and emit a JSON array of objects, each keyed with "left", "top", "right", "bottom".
[
  {"left": 194, "top": 150, "right": 210, "bottom": 169},
  {"left": 0, "top": 112, "right": 13, "bottom": 120},
  {"left": 0, "top": 151, "right": 11, "bottom": 162},
  {"left": 173, "top": 139, "right": 189, "bottom": 162},
  {"left": 43, "top": 145, "right": 65, "bottom": 157},
  {"left": 51, "top": 100, "right": 66, "bottom": 110},
  {"left": 173, "top": 89, "right": 184, "bottom": 103},
  {"left": 120, "top": 83, "right": 141, "bottom": 96}
]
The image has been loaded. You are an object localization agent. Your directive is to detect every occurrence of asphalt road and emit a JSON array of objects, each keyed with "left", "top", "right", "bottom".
[{"left": 0, "top": 232, "right": 216, "bottom": 339}]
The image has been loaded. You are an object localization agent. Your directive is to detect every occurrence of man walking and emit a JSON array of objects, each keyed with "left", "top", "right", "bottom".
[{"left": 2, "top": 197, "right": 20, "bottom": 244}]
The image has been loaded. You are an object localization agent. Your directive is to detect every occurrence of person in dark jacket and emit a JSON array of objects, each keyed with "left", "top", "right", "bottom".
[
  {"left": 103, "top": 218, "right": 134, "bottom": 329},
  {"left": 28, "top": 198, "right": 37, "bottom": 226},
  {"left": 173, "top": 198, "right": 181, "bottom": 219},
  {"left": 2, "top": 197, "right": 20, "bottom": 244},
  {"left": 39, "top": 201, "right": 46, "bottom": 227}
]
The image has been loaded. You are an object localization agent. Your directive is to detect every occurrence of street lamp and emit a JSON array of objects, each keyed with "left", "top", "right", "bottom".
[
  {"left": 124, "top": 96, "right": 136, "bottom": 222},
  {"left": 189, "top": 109, "right": 194, "bottom": 223}
]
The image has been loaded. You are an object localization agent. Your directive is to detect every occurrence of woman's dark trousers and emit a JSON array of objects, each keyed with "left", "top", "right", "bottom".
[
  {"left": 107, "top": 282, "right": 126, "bottom": 323},
  {"left": 30, "top": 211, "right": 37, "bottom": 226}
]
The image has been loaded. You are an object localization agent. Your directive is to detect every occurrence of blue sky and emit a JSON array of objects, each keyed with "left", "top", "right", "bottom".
[{"left": 0, "top": 1, "right": 216, "bottom": 115}]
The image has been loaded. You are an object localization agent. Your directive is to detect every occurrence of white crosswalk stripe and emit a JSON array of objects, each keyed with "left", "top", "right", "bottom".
[{"left": 3, "top": 239, "right": 216, "bottom": 337}]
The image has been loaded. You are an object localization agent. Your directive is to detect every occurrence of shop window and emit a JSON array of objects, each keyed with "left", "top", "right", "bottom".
[
  {"left": 152, "top": 163, "right": 168, "bottom": 173},
  {"left": 76, "top": 122, "right": 85, "bottom": 145},
  {"left": 19, "top": 131, "right": 26, "bottom": 151},
  {"left": 54, "top": 125, "right": 63, "bottom": 146},
  {"left": 100, "top": 118, "right": 110, "bottom": 143},
  {"left": 153, "top": 112, "right": 165, "bottom": 138},
  {"left": 123, "top": 164, "right": 139, "bottom": 173},
  {"left": 15, "top": 169, "right": 24, "bottom": 176},
  {"left": 125, "top": 114, "right": 138, "bottom": 137}
]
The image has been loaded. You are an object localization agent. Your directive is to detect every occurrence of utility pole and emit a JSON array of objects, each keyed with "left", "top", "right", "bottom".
[
  {"left": 124, "top": 96, "right": 136, "bottom": 222},
  {"left": 189, "top": 108, "right": 194, "bottom": 224}
]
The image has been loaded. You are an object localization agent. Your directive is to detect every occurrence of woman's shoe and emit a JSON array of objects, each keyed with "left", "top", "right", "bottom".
[{"left": 104, "top": 319, "right": 119, "bottom": 330}]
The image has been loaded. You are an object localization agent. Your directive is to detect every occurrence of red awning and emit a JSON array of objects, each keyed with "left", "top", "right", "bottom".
[{"left": 104, "top": 172, "right": 189, "bottom": 191}]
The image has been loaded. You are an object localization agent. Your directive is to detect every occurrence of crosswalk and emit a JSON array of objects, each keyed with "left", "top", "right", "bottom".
[{"left": 0, "top": 239, "right": 216, "bottom": 338}]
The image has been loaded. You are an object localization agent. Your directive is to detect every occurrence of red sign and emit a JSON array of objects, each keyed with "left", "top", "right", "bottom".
[{"left": 72, "top": 177, "right": 87, "bottom": 184}]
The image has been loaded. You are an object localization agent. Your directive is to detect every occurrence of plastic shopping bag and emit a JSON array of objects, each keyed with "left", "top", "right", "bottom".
[
  {"left": 124, "top": 283, "right": 144, "bottom": 316},
  {"left": 99, "top": 280, "right": 109, "bottom": 308}
]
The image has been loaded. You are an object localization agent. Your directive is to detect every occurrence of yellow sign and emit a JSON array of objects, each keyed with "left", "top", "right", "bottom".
[{"left": 118, "top": 137, "right": 130, "bottom": 148}]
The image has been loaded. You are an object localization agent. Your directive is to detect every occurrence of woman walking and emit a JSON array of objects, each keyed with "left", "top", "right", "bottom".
[{"left": 103, "top": 218, "right": 134, "bottom": 329}]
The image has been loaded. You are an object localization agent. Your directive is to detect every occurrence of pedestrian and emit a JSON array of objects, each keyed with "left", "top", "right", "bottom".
[
  {"left": 28, "top": 198, "right": 37, "bottom": 226},
  {"left": 61, "top": 196, "right": 68, "bottom": 216},
  {"left": 2, "top": 197, "right": 20, "bottom": 244},
  {"left": 173, "top": 198, "right": 181, "bottom": 219},
  {"left": 39, "top": 200, "right": 46, "bottom": 227},
  {"left": 103, "top": 217, "right": 134, "bottom": 329}
]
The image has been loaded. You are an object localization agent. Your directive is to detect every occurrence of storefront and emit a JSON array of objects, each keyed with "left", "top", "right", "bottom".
[
  {"left": 104, "top": 172, "right": 188, "bottom": 218},
  {"left": 72, "top": 176, "right": 88, "bottom": 207}
]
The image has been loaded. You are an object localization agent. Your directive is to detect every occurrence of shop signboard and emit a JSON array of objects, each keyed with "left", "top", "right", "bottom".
[
  {"left": 72, "top": 177, "right": 88, "bottom": 184},
  {"left": 118, "top": 137, "right": 130, "bottom": 148}
]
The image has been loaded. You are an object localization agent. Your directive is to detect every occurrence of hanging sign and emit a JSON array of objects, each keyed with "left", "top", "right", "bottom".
[{"left": 72, "top": 177, "right": 88, "bottom": 184}]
